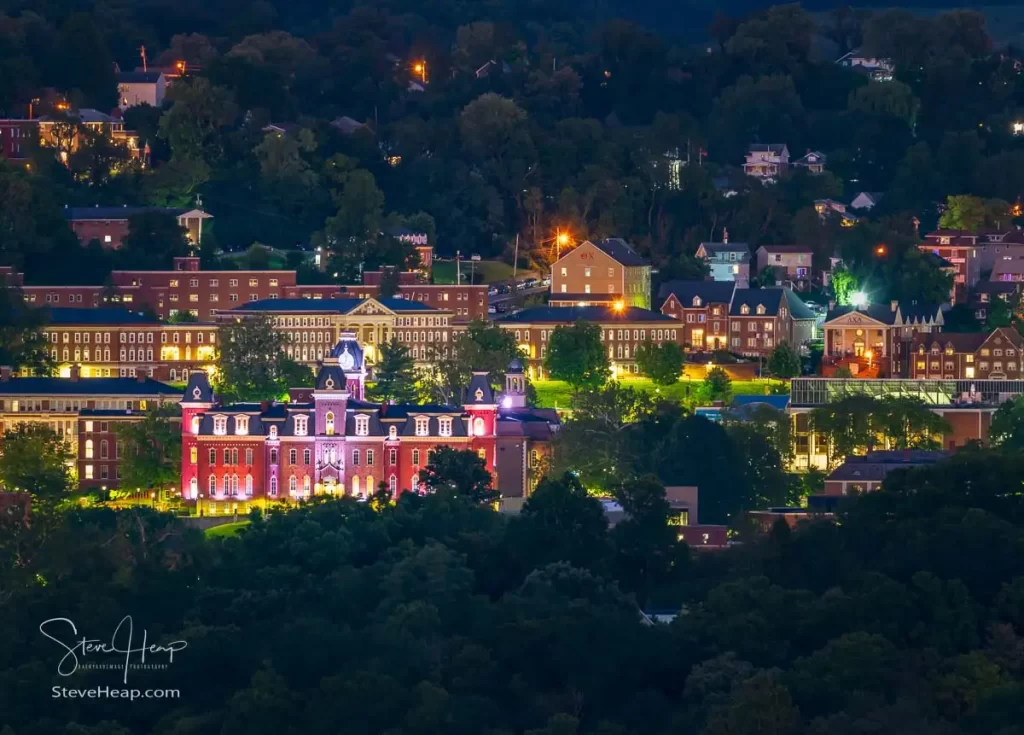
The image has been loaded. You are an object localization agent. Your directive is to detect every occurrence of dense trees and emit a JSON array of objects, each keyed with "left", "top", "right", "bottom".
[
  {"left": 545, "top": 320, "right": 610, "bottom": 392},
  {"left": 635, "top": 340, "right": 685, "bottom": 385},
  {"left": 215, "top": 314, "right": 311, "bottom": 401},
  {"left": 113, "top": 403, "right": 182, "bottom": 495},
  {"left": 7, "top": 442, "right": 1023, "bottom": 733},
  {"left": 367, "top": 338, "right": 417, "bottom": 404}
]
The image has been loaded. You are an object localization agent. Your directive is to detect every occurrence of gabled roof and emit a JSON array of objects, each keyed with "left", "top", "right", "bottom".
[
  {"left": 657, "top": 280, "right": 736, "bottom": 305},
  {"left": 462, "top": 371, "right": 495, "bottom": 405},
  {"left": 117, "top": 70, "right": 164, "bottom": 83},
  {"left": 827, "top": 450, "right": 949, "bottom": 481},
  {"left": 911, "top": 332, "right": 989, "bottom": 353},
  {"left": 331, "top": 116, "right": 368, "bottom": 134},
  {"left": 0, "top": 377, "right": 181, "bottom": 396},
  {"left": 593, "top": 238, "right": 649, "bottom": 267},
  {"left": 729, "top": 288, "right": 784, "bottom": 317},
  {"left": 184, "top": 372, "right": 214, "bottom": 403},
  {"left": 756, "top": 244, "right": 813, "bottom": 254},
  {"left": 748, "top": 143, "right": 787, "bottom": 154},
  {"left": 697, "top": 242, "right": 751, "bottom": 260},
  {"left": 497, "top": 305, "right": 675, "bottom": 324},
  {"left": 784, "top": 289, "right": 818, "bottom": 320},
  {"left": 825, "top": 304, "right": 899, "bottom": 325},
  {"left": 793, "top": 150, "right": 826, "bottom": 165},
  {"left": 825, "top": 302, "right": 942, "bottom": 326}
]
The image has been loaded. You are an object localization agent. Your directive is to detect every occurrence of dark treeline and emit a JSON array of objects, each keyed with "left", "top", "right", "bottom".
[{"left": 3, "top": 450, "right": 1024, "bottom": 733}]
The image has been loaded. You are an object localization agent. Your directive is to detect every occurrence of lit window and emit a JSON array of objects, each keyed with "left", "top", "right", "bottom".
[
  {"left": 294, "top": 415, "right": 308, "bottom": 436},
  {"left": 355, "top": 415, "right": 369, "bottom": 436},
  {"left": 415, "top": 416, "right": 429, "bottom": 436},
  {"left": 473, "top": 417, "right": 486, "bottom": 436},
  {"left": 236, "top": 416, "right": 249, "bottom": 435},
  {"left": 85, "top": 439, "right": 94, "bottom": 459},
  {"left": 269, "top": 425, "right": 278, "bottom": 438},
  {"left": 325, "top": 411, "right": 335, "bottom": 436},
  {"left": 85, "top": 464, "right": 94, "bottom": 479},
  {"left": 213, "top": 416, "right": 227, "bottom": 435}
]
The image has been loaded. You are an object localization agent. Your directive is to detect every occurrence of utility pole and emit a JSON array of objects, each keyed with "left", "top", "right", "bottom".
[
  {"left": 139, "top": 45, "right": 148, "bottom": 72},
  {"left": 512, "top": 234, "right": 520, "bottom": 283},
  {"left": 456, "top": 251, "right": 461, "bottom": 284}
]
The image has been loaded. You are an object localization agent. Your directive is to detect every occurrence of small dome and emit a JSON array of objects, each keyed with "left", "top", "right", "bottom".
[
  {"left": 328, "top": 332, "right": 364, "bottom": 372},
  {"left": 507, "top": 357, "right": 524, "bottom": 373}
]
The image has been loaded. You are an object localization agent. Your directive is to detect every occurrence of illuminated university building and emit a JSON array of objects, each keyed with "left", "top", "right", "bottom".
[{"left": 181, "top": 333, "right": 558, "bottom": 514}]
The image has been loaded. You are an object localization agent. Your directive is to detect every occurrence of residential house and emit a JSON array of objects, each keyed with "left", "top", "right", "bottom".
[
  {"left": 743, "top": 144, "right": 789, "bottom": 181},
  {"left": 792, "top": 150, "right": 826, "bottom": 174},
  {"left": 910, "top": 328, "right": 1024, "bottom": 380},
  {"left": 37, "top": 109, "right": 143, "bottom": 163},
  {"left": 823, "top": 450, "right": 949, "bottom": 495},
  {"left": 850, "top": 192, "right": 883, "bottom": 211},
  {"left": 550, "top": 238, "right": 652, "bottom": 309},
  {"left": 696, "top": 240, "right": 751, "bottom": 287},
  {"left": 836, "top": 50, "right": 895, "bottom": 81},
  {"left": 822, "top": 301, "right": 944, "bottom": 378},
  {"left": 658, "top": 280, "right": 736, "bottom": 351},
  {"left": 116, "top": 70, "right": 167, "bottom": 110},
  {"left": 728, "top": 288, "right": 817, "bottom": 358},
  {"left": 63, "top": 206, "right": 211, "bottom": 248},
  {"left": 496, "top": 305, "right": 682, "bottom": 378},
  {"left": 814, "top": 199, "right": 860, "bottom": 227},
  {"left": 755, "top": 245, "right": 814, "bottom": 290}
]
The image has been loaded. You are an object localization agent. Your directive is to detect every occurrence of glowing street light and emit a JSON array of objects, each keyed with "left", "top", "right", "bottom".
[
  {"left": 875, "top": 244, "right": 888, "bottom": 256},
  {"left": 612, "top": 299, "right": 626, "bottom": 312},
  {"left": 850, "top": 291, "right": 868, "bottom": 308},
  {"left": 413, "top": 61, "right": 427, "bottom": 83},
  {"left": 1013, "top": 121, "right": 1024, "bottom": 136}
]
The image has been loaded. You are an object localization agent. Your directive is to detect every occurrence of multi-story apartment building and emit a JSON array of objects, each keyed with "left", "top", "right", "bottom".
[
  {"left": 909, "top": 328, "right": 1024, "bottom": 380},
  {"left": 41, "top": 307, "right": 217, "bottom": 382},
  {"left": 338, "top": 283, "right": 488, "bottom": 323},
  {"left": 0, "top": 372, "right": 182, "bottom": 491},
  {"left": 179, "top": 335, "right": 558, "bottom": 514},
  {"left": 919, "top": 228, "right": 1024, "bottom": 302},
  {"left": 822, "top": 301, "right": 944, "bottom": 378},
  {"left": 755, "top": 245, "right": 814, "bottom": 290},
  {"left": 0, "top": 120, "right": 31, "bottom": 160},
  {"left": 217, "top": 297, "right": 454, "bottom": 367},
  {"left": 63, "top": 206, "right": 211, "bottom": 248},
  {"left": 495, "top": 305, "right": 682, "bottom": 379},
  {"left": 658, "top": 281, "right": 736, "bottom": 351},
  {"left": 550, "top": 238, "right": 652, "bottom": 309},
  {"left": 695, "top": 241, "right": 751, "bottom": 286}
]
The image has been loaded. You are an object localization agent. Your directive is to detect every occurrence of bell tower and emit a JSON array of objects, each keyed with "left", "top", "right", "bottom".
[
  {"left": 181, "top": 371, "right": 214, "bottom": 501},
  {"left": 502, "top": 358, "right": 527, "bottom": 409}
]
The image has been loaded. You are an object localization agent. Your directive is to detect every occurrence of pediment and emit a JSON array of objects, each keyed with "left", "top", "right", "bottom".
[
  {"left": 826, "top": 312, "right": 887, "bottom": 328},
  {"left": 346, "top": 298, "right": 396, "bottom": 317}
]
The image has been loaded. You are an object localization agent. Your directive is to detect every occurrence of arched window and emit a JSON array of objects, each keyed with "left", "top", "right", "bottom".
[
  {"left": 270, "top": 476, "right": 278, "bottom": 496},
  {"left": 388, "top": 425, "right": 397, "bottom": 440},
  {"left": 325, "top": 411, "right": 335, "bottom": 436},
  {"left": 412, "top": 449, "right": 420, "bottom": 466},
  {"left": 352, "top": 475, "right": 361, "bottom": 496},
  {"left": 303, "top": 476, "right": 311, "bottom": 495},
  {"left": 189, "top": 477, "right": 197, "bottom": 497},
  {"left": 231, "top": 474, "right": 239, "bottom": 496},
  {"left": 269, "top": 425, "right": 278, "bottom": 439},
  {"left": 411, "top": 474, "right": 419, "bottom": 491},
  {"left": 191, "top": 416, "right": 200, "bottom": 434},
  {"left": 99, "top": 440, "right": 108, "bottom": 459},
  {"left": 209, "top": 475, "right": 217, "bottom": 495},
  {"left": 84, "top": 439, "right": 94, "bottom": 459},
  {"left": 389, "top": 475, "right": 397, "bottom": 493},
  {"left": 245, "top": 476, "right": 252, "bottom": 496},
  {"left": 473, "top": 417, "right": 486, "bottom": 437}
]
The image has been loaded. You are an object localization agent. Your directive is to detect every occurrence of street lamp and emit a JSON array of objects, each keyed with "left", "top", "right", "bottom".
[
  {"left": 413, "top": 61, "right": 427, "bottom": 83},
  {"left": 612, "top": 299, "right": 626, "bottom": 313},
  {"left": 850, "top": 291, "right": 868, "bottom": 308},
  {"left": 150, "top": 491, "right": 156, "bottom": 508},
  {"left": 874, "top": 244, "right": 887, "bottom": 256}
]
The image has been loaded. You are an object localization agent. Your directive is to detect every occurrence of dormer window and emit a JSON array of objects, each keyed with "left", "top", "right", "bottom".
[
  {"left": 213, "top": 416, "right": 227, "bottom": 436},
  {"left": 692, "top": 296, "right": 702, "bottom": 307},
  {"left": 415, "top": 416, "right": 429, "bottom": 436},
  {"left": 756, "top": 304, "right": 766, "bottom": 315},
  {"left": 355, "top": 415, "right": 369, "bottom": 436},
  {"left": 294, "top": 415, "right": 308, "bottom": 436},
  {"left": 236, "top": 416, "right": 249, "bottom": 435},
  {"left": 439, "top": 417, "right": 453, "bottom": 437},
  {"left": 269, "top": 425, "right": 278, "bottom": 439},
  {"left": 740, "top": 304, "right": 750, "bottom": 315}
]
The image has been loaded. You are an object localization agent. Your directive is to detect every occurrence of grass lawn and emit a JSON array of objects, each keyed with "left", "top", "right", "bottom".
[
  {"left": 433, "top": 259, "right": 522, "bottom": 285},
  {"left": 204, "top": 521, "right": 251, "bottom": 538},
  {"left": 533, "top": 378, "right": 786, "bottom": 409}
]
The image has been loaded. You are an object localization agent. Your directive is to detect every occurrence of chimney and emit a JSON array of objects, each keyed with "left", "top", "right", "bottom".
[
  {"left": 891, "top": 300, "right": 898, "bottom": 312},
  {"left": 722, "top": 228, "right": 729, "bottom": 244},
  {"left": 0, "top": 366, "right": 10, "bottom": 382},
  {"left": 69, "top": 365, "right": 80, "bottom": 382}
]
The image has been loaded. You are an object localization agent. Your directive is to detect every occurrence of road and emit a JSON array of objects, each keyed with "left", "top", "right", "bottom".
[{"left": 488, "top": 285, "right": 549, "bottom": 304}]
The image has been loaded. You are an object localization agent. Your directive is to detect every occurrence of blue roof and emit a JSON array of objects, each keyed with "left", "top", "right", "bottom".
[
  {"left": 498, "top": 305, "right": 675, "bottom": 323},
  {"left": 233, "top": 298, "right": 437, "bottom": 313},
  {"left": 731, "top": 394, "right": 791, "bottom": 411},
  {"left": 46, "top": 307, "right": 157, "bottom": 325},
  {"left": 63, "top": 206, "right": 187, "bottom": 221},
  {"left": 0, "top": 377, "right": 182, "bottom": 396}
]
